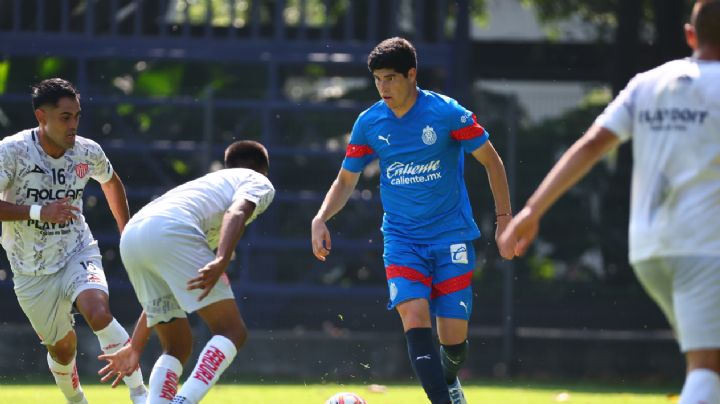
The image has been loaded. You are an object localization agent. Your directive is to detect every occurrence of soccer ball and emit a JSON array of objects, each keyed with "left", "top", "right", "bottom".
[{"left": 325, "top": 392, "right": 367, "bottom": 404}]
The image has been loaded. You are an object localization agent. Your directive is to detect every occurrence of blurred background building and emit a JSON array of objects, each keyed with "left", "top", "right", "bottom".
[{"left": 0, "top": 0, "right": 690, "bottom": 386}]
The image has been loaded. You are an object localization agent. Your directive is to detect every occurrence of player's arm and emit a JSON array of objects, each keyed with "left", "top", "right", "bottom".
[
  {"left": 100, "top": 171, "right": 130, "bottom": 233},
  {"left": 311, "top": 168, "right": 360, "bottom": 261},
  {"left": 187, "top": 198, "right": 257, "bottom": 301},
  {"left": 0, "top": 198, "right": 80, "bottom": 223},
  {"left": 98, "top": 311, "right": 151, "bottom": 387},
  {"left": 471, "top": 141, "right": 514, "bottom": 259},
  {"left": 499, "top": 124, "right": 620, "bottom": 257}
]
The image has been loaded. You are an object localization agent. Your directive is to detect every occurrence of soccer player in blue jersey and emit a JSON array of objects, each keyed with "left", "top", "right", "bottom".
[{"left": 311, "top": 37, "right": 515, "bottom": 404}]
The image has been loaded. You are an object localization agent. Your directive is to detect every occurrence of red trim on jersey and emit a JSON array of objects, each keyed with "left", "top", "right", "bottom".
[
  {"left": 345, "top": 144, "right": 375, "bottom": 158},
  {"left": 431, "top": 272, "right": 473, "bottom": 298},
  {"left": 386, "top": 264, "right": 431, "bottom": 287},
  {"left": 451, "top": 114, "right": 485, "bottom": 140}
]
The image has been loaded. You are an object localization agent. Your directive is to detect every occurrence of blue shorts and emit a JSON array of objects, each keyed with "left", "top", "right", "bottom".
[{"left": 384, "top": 239, "right": 476, "bottom": 320}]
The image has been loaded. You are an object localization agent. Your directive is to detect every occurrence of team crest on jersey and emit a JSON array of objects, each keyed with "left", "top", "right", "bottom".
[
  {"left": 421, "top": 125, "right": 437, "bottom": 145},
  {"left": 74, "top": 163, "right": 89, "bottom": 178}
]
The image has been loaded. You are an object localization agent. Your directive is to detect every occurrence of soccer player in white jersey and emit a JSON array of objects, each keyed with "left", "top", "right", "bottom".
[
  {"left": 499, "top": 1, "right": 720, "bottom": 402},
  {"left": 97, "top": 140, "right": 275, "bottom": 404},
  {"left": 0, "top": 78, "right": 148, "bottom": 403}
]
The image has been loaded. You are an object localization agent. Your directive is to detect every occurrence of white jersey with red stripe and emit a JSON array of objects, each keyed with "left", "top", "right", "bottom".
[
  {"left": 595, "top": 58, "right": 720, "bottom": 262},
  {"left": 342, "top": 88, "right": 488, "bottom": 243},
  {"left": 0, "top": 128, "right": 114, "bottom": 276}
]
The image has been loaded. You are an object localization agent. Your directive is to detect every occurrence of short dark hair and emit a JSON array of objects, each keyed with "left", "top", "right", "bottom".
[
  {"left": 694, "top": 0, "right": 720, "bottom": 47},
  {"left": 31, "top": 78, "right": 80, "bottom": 111},
  {"left": 367, "top": 37, "right": 417, "bottom": 76},
  {"left": 224, "top": 140, "right": 269, "bottom": 173}
]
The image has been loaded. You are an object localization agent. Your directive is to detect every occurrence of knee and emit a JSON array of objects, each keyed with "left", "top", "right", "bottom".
[
  {"left": 218, "top": 322, "right": 248, "bottom": 350},
  {"left": 83, "top": 305, "right": 113, "bottom": 331},
  {"left": 48, "top": 332, "right": 77, "bottom": 364}
]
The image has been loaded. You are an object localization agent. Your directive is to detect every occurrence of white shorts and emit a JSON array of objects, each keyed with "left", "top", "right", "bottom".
[
  {"left": 120, "top": 216, "right": 234, "bottom": 327},
  {"left": 13, "top": 244, "right": 107, "bottom": 345},
  {"left": 633, "top": 256, "right": 720, "bottom": 352}
]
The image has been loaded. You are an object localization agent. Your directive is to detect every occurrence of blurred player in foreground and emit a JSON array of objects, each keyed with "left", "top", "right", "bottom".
[
  {"left": 311, "top": 37, "right": 515, "bottom": 404},
  {"left": 0, "top": 78, "right": 147, "bottom": 403},
  {"left": 499, "top": 2, "right": 720, "bottom": 403},
  {"left": 98, "top": 140, "right": 274, "bottom": 404}
]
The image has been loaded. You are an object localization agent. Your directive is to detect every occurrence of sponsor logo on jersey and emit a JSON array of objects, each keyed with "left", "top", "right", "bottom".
[
  {"left": 378, "top": 134, "right": 391, "bottom": 146},
  {"left": 386, "top": 160, "right": 442, "bottom": 185},
  {"left": 638, "top": 108, "right": 709, "bottom": 131},
  {"left": 460, "top": 111, "right": 472, "bottom": 124},
  {"left": 74, "top": 163, "right": 89, "bottom": 178},
  {"left": 450, "top": 243, "right": 468, "bottom": 264},
  {"left": 29, "top": 165, "right": 46, "bottom": 174},
  {"left": 422, "top": 125, "right": 437, "bottom": 145},
  {"left": 26, "top": 188, "right": 84, "bottom": 202}
]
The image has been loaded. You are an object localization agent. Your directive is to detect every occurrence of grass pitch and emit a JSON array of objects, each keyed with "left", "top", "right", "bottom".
[{"left": 0, "top": 382, "right": 674, "bottom": 403}]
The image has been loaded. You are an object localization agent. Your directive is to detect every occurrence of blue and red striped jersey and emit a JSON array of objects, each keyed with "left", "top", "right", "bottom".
[{"left": 342, "top": 88, "right": 488, "bottom": 243}]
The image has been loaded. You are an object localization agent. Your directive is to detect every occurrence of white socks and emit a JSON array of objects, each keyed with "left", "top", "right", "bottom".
[
  {"left": 95, "top": 318, "right": 147, "bottom": 396},
  {"left": 148, "top": 354, "right": 183, "bottom": 404},
  {"left": 47, "top": 353, "right": 86, "bottom": 403},
  {"left": 679, "top": 368, "right": 720, "bottom": 404},
  {"left": 171, "top": 335, "right": 238, "bottom": 404}
]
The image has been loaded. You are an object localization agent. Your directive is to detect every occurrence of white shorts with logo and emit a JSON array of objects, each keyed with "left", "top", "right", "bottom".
[
  {"left": 633, "top": 256, "right": 720, "bottom": 352},
  {"left": 120, "top": 216, "right": 234, "bottom": 327},
  {"left": 13, "top": 243, "right": 108, "bottom": 345}
]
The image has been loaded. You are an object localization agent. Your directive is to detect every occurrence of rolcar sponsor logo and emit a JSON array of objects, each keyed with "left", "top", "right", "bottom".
[
  {"left": 26, "top": 188, "right": 84, "bottom": 202},
  {"left": 386, "top": 160, "right": 442, "bottom": 185}
]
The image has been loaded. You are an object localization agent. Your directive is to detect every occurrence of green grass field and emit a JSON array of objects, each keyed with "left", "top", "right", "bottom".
[{"left": 0, "top": 382, "right": 676, "bottom": 403}]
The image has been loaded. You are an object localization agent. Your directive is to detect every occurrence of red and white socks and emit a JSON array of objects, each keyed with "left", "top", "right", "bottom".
[
  {"left": 170, "top": 335, "right": 238, "bottom": 404},
  {"left": 94, "top": 318, "right": 148, "bottom": 401},
  {"left": 47, "top": 353, "right": 86, "bottom": 403},
  {"left": 148, "top": 354, "right": 183, "bottom": 404}
]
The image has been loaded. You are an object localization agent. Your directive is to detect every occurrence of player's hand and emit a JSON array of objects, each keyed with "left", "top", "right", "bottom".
[
  {"left": 494, "top": 214, "right": 516, "bottom": 260},
  {"left": 187, "top": 258, "right": 228, "bottom": 301},
  {"left": 311, "top": 217, "right": 332, "bottom": 261},
  {"left": 98, "top": 344, "right": 141, "bottom": 388},
  {"left": 39, "top": 197, "right": 81, "bottom": 224},
  {"left": 498, "top": 206, "right": 540, "bottom": 257}
]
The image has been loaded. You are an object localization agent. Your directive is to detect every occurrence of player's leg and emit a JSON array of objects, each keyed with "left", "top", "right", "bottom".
[
  {"left": 46, "top": 330, "right": 87, "bottom": 403},
  {"left": 69, "top": 247, "right": 147, "bottom": 402},
  {"left": 14, "top": 272, "right": 87, "bottom": 403},
  {"left": 148, "top": 317, "right": 194, "bottom": 404},
  {"left": 120, "top": 217, "right": 192, "bottom": 404},
  {"left": 170, "top": 299, "right": 247, "bottom": 404},
  {"left": 669, "top": 257, "right": 720, "bottom": 404},
  {"left": 432, "top": 240, "right": 475, "bottom": 404},
  {"left": 386, "top": 240, "right": 450, "bottom": 404}
]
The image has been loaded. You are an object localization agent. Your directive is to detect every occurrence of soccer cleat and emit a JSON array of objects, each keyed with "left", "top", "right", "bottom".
[
  {"left": 67, "top": 391, "right": 88, "bottom": 404},
  {"left": 130, "top": 392, "right": 148, "bottom": 404},
  {"left": 448, "top": 378, "right": 467, "bottom": 404}
]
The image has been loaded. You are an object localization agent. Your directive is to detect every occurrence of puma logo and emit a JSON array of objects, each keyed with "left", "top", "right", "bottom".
[{"left": 378, "top": 134, "right": 391, "bottom": 145}]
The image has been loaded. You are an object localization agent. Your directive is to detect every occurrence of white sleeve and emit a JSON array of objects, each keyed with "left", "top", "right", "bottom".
[
  {"left": 594, "top": 75, "right": 641, "bottom": 142},
  {"left": 86, "top": 140, "right": 114, "bottom": 184},
  {"left": 232, "top": 175, "right": 275, "bottom": 224},
  {"left": 0, "top": 142, "right": 16, "bottom": 192}
]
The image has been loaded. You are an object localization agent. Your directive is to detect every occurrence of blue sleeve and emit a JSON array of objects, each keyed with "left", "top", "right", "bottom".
[
  {"left": 446, "top": 99, "right": 489, "bottom": 153},
  {"left": 341, "top": 115, "right": 377, "bottom": 172}
]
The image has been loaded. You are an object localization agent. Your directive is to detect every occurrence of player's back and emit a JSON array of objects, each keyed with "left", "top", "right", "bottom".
[
  {"left": 130, "top": 168, "right": 274, "bottom": 248},
  {"left": 612, "top": 58, "right": 720, "bottom": 261}
]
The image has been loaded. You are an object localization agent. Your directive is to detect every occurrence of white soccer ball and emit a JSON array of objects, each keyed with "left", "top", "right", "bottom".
[{"left": 325, "top": 391, "right": 367, "bottom": 404}]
